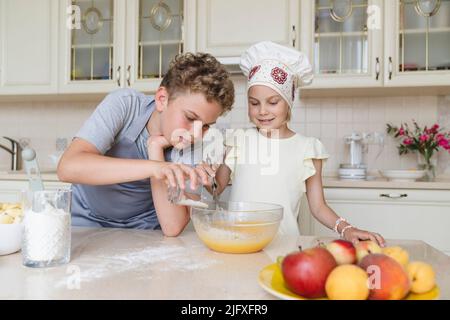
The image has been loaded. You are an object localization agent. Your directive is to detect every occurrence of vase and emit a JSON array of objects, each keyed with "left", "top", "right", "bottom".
[{"left": 417, "top": 152, "right": 437, "bottom": 182}]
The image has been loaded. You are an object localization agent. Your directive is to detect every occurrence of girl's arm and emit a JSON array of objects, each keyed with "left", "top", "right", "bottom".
[
  {"left": 58, "top": 138, "right": 196, "bottom": 186},
  {"left": 305, "top": 159, "right": 386, "bottom": 247}
]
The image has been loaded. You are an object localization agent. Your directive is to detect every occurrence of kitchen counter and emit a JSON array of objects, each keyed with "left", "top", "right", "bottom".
[
  {"left": 323, "top": 176, "right": 450, "bottom": 190},
  {"left": 2, "top": 171, "right": 450, "bottom": 190},
  {"left": 1, "top": 227, "right": 449, "bottom": 300},
  {"left": 0, "top": 171, "right": 60, "bottom": 182}
]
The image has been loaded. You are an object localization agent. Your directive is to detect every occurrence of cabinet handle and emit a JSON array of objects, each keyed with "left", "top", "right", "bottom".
[
  {"left": 116, "top": 66, "right": 121, "bottom": 87},
  {"left": 375, "top": 57, "right": 380, "bottom": 80},
  {"left": 388, "top": 56, "right": 393, "bottom": 80},
  {"left": 380, "top": 193, "right": 408, "bottom": 199},
  {"left": 291, "top": 25, "right": 296, "bottom": 47},
  {"left": 126, "top": 65, "right": 131, "bottom": 87}
]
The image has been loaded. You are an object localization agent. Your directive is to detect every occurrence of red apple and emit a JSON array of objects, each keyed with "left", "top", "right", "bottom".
[
  {"left": 359, "top": 253, "right": 411, "bottom": 300},
  {"left": 281, "top": 247, "right": 337, "bottom": 298},
  {"left": 326, "top": 239, "right": 357, "bottom": 265}
]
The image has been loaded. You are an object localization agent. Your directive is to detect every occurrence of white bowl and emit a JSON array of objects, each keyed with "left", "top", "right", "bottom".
[
  {"left": 380, "top": 169, "right": 426, "bottom": 182},
  {"left": 0, "top": 223, "right": 23, "bottom": 256}
]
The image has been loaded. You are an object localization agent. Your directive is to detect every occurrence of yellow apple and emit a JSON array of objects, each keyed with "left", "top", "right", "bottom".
[
  {"left": 325, "top": 265, "right": 369, "bottom": 300},
  {"left": 382, "top": 246, "right": 409, "bottom": 268},
  {"left": 355, "top": 240, "right": 382, "bottom": 263},
  {"left": 407, "top": 261, "right": 436, "bottom": 294}
]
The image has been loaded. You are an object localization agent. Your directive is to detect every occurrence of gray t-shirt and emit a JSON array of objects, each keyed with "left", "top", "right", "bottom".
[{"left": 76, "top": 88, "right": 152, "bottom": 159}]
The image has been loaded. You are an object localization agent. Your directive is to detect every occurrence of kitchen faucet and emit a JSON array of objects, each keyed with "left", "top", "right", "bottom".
[{"left": 0, "top": 136, "right": 22, "bottom": 171}]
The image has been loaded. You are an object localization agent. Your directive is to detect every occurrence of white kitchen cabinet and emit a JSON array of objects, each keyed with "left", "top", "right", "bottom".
[
  {"left": 0, "top": 0, "right": 58, "bottom": 95},
  {"left": 299, "top": 187, "right": 450, "bottom": 255},
  {"left": 125, "top": 0, "right": 196, "bottom": 92},
  {"left": 59, "top": 0, "right": 193, "bottom": 94},
  {"left": 197, "top": 0, "right": 300, "bottom": 58},
  {"left": 300, "top": 0, "right": 384, "bottom": 88},
  {"left": 0, "top": 180, "right": 71, "bottom": 203},
  {"left": 58, "top": 0, "right": 126, "bottom": 93},
  {"left": 384, "top": 0, "right": 450, "bottom": 87}
]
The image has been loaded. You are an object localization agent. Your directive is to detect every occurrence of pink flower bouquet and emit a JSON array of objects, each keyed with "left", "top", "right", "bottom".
[{"left": 386, "top": 121, "right": 450, "bottom": 180}]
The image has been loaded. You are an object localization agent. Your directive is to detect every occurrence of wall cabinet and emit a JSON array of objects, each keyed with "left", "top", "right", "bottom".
[
  {"left": 58, "top": 0, "right": 194, "bottom": 94},
  {"left": 196, "top": 0, "right": 300, "bottom": 58},
  {"left": 384, "top": 0, "right": 450, "bottom": 87},
  {"left": 301, "top": 0, "right": 450, "bottom": 89},
  {"left": 301, "top": 0, "right": 383, "bottom": 88},
  {"left": 0, "top": 0, "right": 58, "bottom": 95},
  {"left": 299, "top": 187, "right": 450, "bottom": 255}
]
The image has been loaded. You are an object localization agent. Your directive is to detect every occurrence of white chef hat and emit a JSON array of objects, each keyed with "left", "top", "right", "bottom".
[{"left": 240, "top": 41, "right": 313, "bottom": 107}]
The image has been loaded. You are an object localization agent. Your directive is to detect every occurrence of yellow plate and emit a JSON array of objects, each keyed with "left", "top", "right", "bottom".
[{"left": 258, "top": 263, "right": 440, "bottom": 300}]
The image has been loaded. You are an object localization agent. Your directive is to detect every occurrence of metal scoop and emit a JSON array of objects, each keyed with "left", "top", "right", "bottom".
[{"left": 21, "top": 148, "right": 44, "bottom": 192}]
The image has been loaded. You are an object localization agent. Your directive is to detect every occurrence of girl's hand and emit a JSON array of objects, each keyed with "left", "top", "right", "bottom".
[
  {"left": 343, "top": 227, "right": 386, "bottom": 248},
  {"left": 194, "top": 161, "right": 219, "bottom": 187}
]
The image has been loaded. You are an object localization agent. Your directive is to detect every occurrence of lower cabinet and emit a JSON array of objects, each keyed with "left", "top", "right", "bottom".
[
  {"left": 0, "top": 180, "right": 70, "bottom": 203},
  {"left": 299, "top": 188, "right": 450, "bottom": 256}
]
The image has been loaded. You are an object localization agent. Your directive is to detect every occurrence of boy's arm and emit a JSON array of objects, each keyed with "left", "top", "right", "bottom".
[
  {"left": 305, "top": 159, "right": 385, "bottom": 247},
  {"left": 58, "top": 138, "right": 196, "bottom": 187},
  {"left": 148, "top": 136, "right": 209, "bottom": 237}
]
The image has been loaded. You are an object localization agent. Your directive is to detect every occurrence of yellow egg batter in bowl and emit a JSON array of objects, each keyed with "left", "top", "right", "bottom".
[{"left": 191, "top": 201, "right": 283, "bottom": 254}]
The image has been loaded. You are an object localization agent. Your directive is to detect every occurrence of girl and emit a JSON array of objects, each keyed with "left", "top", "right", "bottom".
[{"left": 206, "top": 41, "right": 385, "bottom": 246}]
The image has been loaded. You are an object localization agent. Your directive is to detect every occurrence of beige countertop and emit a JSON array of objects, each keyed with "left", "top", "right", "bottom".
[
  {"left": 2, "top": 171, "right": 450, "bottom": 190},
  {"left": 323, "top": 176, "right": 450, "bottom": 190},
  {"left": 0, "top": 227, "right": 449, "bottom": 300}
]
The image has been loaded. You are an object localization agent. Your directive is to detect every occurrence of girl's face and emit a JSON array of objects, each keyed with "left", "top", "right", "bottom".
[
  {"left": 156, "top": 89, "right": 223, "bottom": 149},
  {"left": 248, "top": 85, "right": 290, "bottom": 131}
]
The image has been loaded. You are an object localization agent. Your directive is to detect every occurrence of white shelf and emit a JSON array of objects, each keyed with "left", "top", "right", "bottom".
[
  {"left": 315, "top": 31, "right": 368, "bottom": 38},
  {"left": 138, "top": 40, "right": 182, "bottom": 46},
  {"left": 400, "top": 27, "right": 450, "bottom": 35},
  {"left": 71, "top": 43, "right": 113, "bottom": 49}
]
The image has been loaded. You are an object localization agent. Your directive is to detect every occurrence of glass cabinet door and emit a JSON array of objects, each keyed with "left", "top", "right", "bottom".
[
  {"left": 70, "top": 0, "right": 115, "bottom": 81},
  {"left": 399, "top": 0, "right": 450, "bottom": 73},
  {"left": 137, "top": 0, "right": 183, "bottom": 80},
  {"left": 314, "top": 0, "right": 370, "bottom": 75}
]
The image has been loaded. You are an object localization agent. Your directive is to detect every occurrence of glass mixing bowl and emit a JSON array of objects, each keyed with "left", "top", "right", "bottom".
[{"left": 190, "top": 201, "right": 283, "bottom": 254}]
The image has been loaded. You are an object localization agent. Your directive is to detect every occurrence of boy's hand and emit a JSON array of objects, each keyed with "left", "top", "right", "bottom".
[
  {"left": 342, "top": 227, "right": 386, "bottom": 248},
  {"left": 147, "top": 136, "right": 172, "bottom": 150},
  {"left": 152, "top": 162, "right": 201, "bottom": 191}
]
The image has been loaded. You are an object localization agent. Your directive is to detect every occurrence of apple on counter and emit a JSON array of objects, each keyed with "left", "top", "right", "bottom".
[
  {"left": 281, "top": 247, "right": 337, "bottom": 299},
  {"left": 326, "top": 239, "right": 356, "bottom": 265},
  {"left": 355, "top": 240, "right": 382, "bottom": 263}
]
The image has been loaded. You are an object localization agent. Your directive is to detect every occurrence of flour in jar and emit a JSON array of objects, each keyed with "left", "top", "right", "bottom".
[{"left": 22, "top": 203, "right": 71, "bottom": 262}]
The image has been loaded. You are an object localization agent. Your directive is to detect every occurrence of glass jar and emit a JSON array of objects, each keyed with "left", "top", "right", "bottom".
[{"left": 22, "top": 190, "right": 72, "bottom": 268}]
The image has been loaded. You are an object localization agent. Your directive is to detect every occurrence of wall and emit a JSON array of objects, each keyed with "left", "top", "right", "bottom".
[{"left": 0, "top": 78, "right": 449, "bottom": 176}]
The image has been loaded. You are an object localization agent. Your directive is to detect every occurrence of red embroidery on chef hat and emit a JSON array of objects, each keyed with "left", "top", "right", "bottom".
[
  {"left": 248, "top": 65, "right": 261, "bottom": 80},
  {"left": 271, "top": 67, "right": 288, "bottom": 84}
]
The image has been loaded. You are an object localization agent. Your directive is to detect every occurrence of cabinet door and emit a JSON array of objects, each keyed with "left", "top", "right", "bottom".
[
  {"left": 126, "top": 0, "right": 189, "bottom": 93},
  {"left": 0, "top": 0, "right": 58, "bottom": 95},
  {"left": 304, "top": 188, "right": 450, "bottom": 255},
  {"left": 384, "top": 0, "right": 450, "bottom": 86},
  {"left": 302, "top": 0, "right": 383, "bottom": 88},
  {"left": 197, "top": 0, "right": 300, "bottom": 57},
  {"left": 58, "top": 0, "right": 126, "bottom": 93}
]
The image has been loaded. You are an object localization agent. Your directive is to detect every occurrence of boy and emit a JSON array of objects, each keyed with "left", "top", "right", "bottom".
[{"left": 57, "top": 52, "right": 235, "bottom": 236}]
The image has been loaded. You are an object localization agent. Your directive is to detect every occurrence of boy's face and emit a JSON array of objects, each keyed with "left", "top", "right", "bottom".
[
  {"left": 158, "top": 90, "right": 223, "bottom": 149},
  {"left": 248, "top": 85, "right": 289, "bottom": 130}
]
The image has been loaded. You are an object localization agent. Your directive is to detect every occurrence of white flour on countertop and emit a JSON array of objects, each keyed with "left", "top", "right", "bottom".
[{"left": 55, "top": 244, "right": 221, "bottom": 288}]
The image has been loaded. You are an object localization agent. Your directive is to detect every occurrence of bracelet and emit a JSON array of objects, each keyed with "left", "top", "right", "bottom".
[
  {"left": 340, "top": 225, "right": 354, "bottom": 238},
  {"left": 333, "top": 217, "right": 347, "bottom": 233}
]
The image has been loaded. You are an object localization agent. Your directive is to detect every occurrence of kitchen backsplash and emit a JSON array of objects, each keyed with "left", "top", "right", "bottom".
[{"left": 1, "top": 77, "right": 449, "bottom": 176}]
